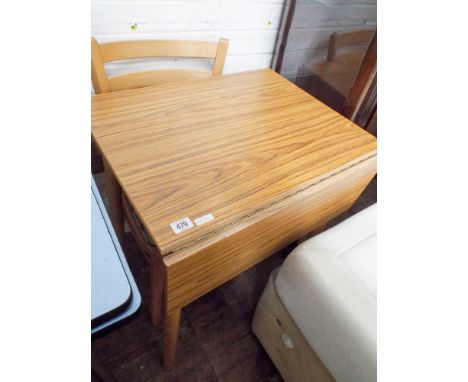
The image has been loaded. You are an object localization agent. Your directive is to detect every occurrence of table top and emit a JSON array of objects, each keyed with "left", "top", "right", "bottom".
[
  {"left": 91, "top": 177, "right": 141, "bottom": 334},
  {"left": 92, "top": 68, "right": 376, "bottom": 256}
]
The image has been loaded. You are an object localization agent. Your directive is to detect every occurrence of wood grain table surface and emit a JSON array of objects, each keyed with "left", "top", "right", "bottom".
[
  {"left": 91, "top": 68, "right": 377, "bottom": 370},
  {"left": 92, "top": 68, "right": 376, "bottom": 256}
]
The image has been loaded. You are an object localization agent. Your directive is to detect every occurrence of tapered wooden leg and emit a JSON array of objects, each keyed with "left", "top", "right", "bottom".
[
  {"left": 150, "top": 258, "right": 164, "bottom": 326},
  {"left": 103, "top": 156, "right": 124, "bottom": 242},
  {"left": 163, "top": 309, "right": 181, "bottom": 371}
]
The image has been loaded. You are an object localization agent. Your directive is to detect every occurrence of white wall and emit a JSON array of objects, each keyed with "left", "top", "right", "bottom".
[{"left": 91, "top": 0, "right": 285, "bottom": 76}]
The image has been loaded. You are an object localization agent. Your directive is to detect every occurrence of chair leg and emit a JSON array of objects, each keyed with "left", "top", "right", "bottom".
[
  {"left": 150, "top": 258, "right": 164, "bottom": 326},
  {"left": 163, "top": 308, "right": 182, "bottom": 371},
  {"left": 103, "top": 157, "right": 124, "bottom": 242}
]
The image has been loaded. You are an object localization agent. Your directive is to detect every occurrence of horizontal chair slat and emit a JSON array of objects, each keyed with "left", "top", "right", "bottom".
[
  {"left": 100, "top": 40, "right": 219, "bottom": 63},
  {"left": 108, "top": 69, "right": 213, "bottom": 91}
]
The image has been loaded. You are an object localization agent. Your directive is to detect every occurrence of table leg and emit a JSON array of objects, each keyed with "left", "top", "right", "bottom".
[
  {"left": 163, "top": 308, "right": 181, "bottom": 371},
  {"left": 103, "top": 156, "right": 124, "bottom": 242},
  {"left": 150, "top": 257, "right": 164, "bottom": 326}
]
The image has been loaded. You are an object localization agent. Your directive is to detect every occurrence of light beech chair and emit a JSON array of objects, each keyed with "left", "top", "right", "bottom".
[{"left": 91, "top": 36, "right": 229, "bottom": 94}]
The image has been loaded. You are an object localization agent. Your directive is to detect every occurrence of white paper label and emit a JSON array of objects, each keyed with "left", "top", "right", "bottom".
[
  {"left": 170, "top": 217, "right": 194, "bottom": 234},
  {"left": 194, "top": 213, "right": 214, "bottom": 226}
]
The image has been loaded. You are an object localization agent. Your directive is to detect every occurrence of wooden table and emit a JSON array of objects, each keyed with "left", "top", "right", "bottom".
[{"left": 91, "top": 68, "right": 377, "bottom": 370}]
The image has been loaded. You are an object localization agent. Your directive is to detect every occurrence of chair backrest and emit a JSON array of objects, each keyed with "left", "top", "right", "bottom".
[
  {"left": 342, "top": 31, "right": 377, "bottom": 127},
  {"left": 327, "top": 30, "right": 375, "bottom": 63},
  {"left": 91, "top": 37, "right": 229, "bottom": 94}
]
